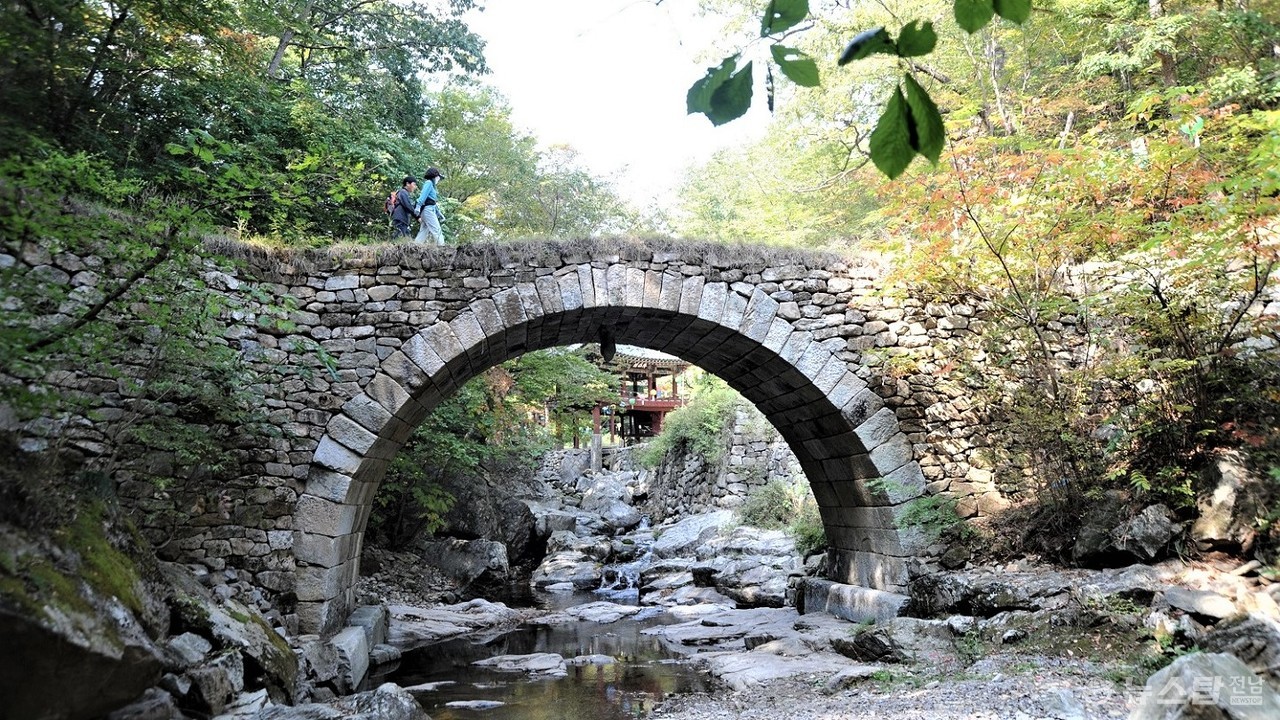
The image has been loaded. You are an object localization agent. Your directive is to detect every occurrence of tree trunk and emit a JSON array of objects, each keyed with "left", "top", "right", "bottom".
[
  {"left": 267, "top": 0, "right": 316, "bottom": 79},
  {"left": 1149, "top": 0, "right": 1178, "bottom": 86}
]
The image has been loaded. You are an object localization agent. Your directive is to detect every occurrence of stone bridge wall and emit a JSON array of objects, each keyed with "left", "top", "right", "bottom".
[{"left": 6, "top": 237, "right": 1176, "bottom": 634}]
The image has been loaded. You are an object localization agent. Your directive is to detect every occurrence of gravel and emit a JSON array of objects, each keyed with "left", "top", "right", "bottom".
[{"left": 649, "top": 653, "right": 1137, "bottom": 720}]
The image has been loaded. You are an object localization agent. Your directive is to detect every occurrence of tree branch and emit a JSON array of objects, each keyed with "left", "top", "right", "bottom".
[{"left": 25, "top": 226, "right": 176, "bottom": 354}]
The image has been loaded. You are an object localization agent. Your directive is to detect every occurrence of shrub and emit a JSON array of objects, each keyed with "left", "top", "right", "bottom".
[
  {"left": 637, "top": 375, "right": 742, "bottom": 468},
  {"left": 737, "top": 479, "right": 796, "bottom": 529},
  {"left": 790, "top": 503, "right": 828, "bottom": 556},
  {"left": 738, "top": 478, "right": 829, "bottom": 555}
]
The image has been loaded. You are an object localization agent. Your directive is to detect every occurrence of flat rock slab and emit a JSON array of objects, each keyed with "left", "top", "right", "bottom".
[
  {"left": 643, "top": 606, "right": 855, "bottom": 657},
  {"left": 473, "top": 652, "right": 567, "bottom": 678},
  {"left": 701, "top": 649, "right": 853, "bottom": 691},
  {"left": 401, "top": 681, "right": 456, "bottom": 692},
  {"left": 445, "top": 700, "right": 506, "bottom": 710},
  {"left": 568, "top": 654, "right": 618, "bottom": 666},
  {"left": 1164, "top": 586, "right": 1237, "bottom": 620},
  {"left": 533, "top": 601, "right": 646, "bottom": 625},
  {"left": 388, "top": 599, "right": 530, "bottom": 650}
]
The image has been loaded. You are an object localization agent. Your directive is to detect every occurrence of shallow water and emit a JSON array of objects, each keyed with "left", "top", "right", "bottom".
[{"left": 373, "top": 599, "right": 712, "bottom": 720}]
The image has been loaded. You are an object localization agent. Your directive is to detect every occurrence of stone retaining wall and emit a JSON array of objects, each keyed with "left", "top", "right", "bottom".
[{"left": 642, "top": 405, "right": 804, "bottom": 521}]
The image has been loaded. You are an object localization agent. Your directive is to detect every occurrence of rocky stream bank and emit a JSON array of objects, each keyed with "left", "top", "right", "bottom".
[{"left": 6, "top": 461, "right": 1280, "bottom": 720}]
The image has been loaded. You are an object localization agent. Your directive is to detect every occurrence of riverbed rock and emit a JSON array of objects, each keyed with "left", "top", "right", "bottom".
[
  {"left": 545, "top": 529, "right": 611, "bottom": 560},
  {"left": 160, "top": 563, "right": 298, "bottom": 703},
  {"left": 1164, "top": 586, "right": 1238, "bottom": 622},
  {"left": 530, "top": 550, "right": 603, "bottom": 590},
  {"left": 1192, "top": 451, "right": 1266, "bottom": 553},
  {"left": 523, "top": 500, "right": 579, "bottom": 536},
  {"left": 1130, "top": 652, "right": 1280, "bottom": 719},
  {"left": 1074, "top": 501, "right": 1178, "bottom": 565},
  {"left": 185, "top": 649, "right": 245, "bottom": 715},
  {"left": 168, "top": 632, "right": 214, "bottom": 666},
  {"left": 577, "top": 471, "right": 634, "bottom": 509},
  {"left": 700, "top": 648, "right": 850, "bottom": 691},
  {"left": 907, "top": 572, "right": 1039, "bottom": 617},
  {"left": 414, "top": 538, "right": 510, "bottom": 598},
  {"left": 533, "top": 600, "right": 645, "bottom": 625},
  {"left": 652, "top": 511, "right": 735, "bottom": 559},
  {"left": 445, "top": 700, "right": 506, "bottom": 710},
  {"left": 473, "top": 652, "right": 568, "bottom": 677},
  {"left": 387, "top": 599, "right": 529, "bottom": 650},
  {"left": 568, "top": 654, "right": 617, "bottom": 666},
  {"left": 1111, "top": 505, "right": 1179, "bottom": 561},
  {"left": 436, "top": 476, "right": 539, "bottom": 562},
  {"left": 831, "top": 617, "right": 959, "bottom": 667},
  {"left": 1200, "top": 613, "right": 1280, "bottom": 689},
  {"left": 577, "top": 471, "right": 645, "bottom": 532},
  {"left": 259, "top": 682, "right": 428, "bottom": 720},
  {"left": 692, "top": 526, "right": 801, "bottom": 608},
  {"left": 104, "top": 687, "right": 182, "bottom": 720},
  {"left": 0, "top": 524, "right": 168, "bottom": 720}
]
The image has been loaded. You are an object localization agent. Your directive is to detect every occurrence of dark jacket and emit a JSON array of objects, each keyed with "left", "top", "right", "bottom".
[{"left": 391, "top": 187, "right": 416, "bottom": 234}]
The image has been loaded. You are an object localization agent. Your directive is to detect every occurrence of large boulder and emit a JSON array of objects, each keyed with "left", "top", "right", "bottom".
[
  {"left": 1111, "top": 505, "right": 1179, "bottom": 561},
  {"left": 652, "top": 511, "right": 734, "bottom": 559},
  {"left": 530, "top": 551, "right": 603, "bottom": 591},
  {"left": 691, "top": 527, "right": 801, "bottom": 608},
  {"left": 473, "top": 652, "right": 568, "bottom": 678},
  {"left": 1164, "top": 586, "right": 1238, "bottom": 623},
  {"left": 1074, "top": 500, "right": 1178, "bottom": 566},
  {"left": 907, "top": 572, "right": 1039, "bottom": 617},
  {"left": 0, "top": 521, "right": 167, "bottom": 720},
  {"left": 161, "top": 563, "right": 299, "bottom": 704},
  {"left": 1201, "top": 614, "right": 1280, "bottom": 690},
  {"left": 1192, "top": 452, "right": 1268, "bottom": 553},
  {"left": 259, "top": 682, "right": 428, "bottom": 720},
  {"left": 1131, "top": 652, "right": 1280, "bottom": 719},
  {"left": 414, "top": 538, "right": 510, "bottom": 599},
  {"left": 0, "top": 603, "right": 164, "bottom": 720},
  {"left": 387, "top": 599, "right": 528, "bottom": 650},
  {"left": 435, "top": 477, "right": 539, "bottom": 561},
  {"left": 830, "top": 617, "right": 959, "bottom": 667}
]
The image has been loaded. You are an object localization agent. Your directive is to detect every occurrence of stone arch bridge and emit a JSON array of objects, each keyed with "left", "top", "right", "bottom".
[{"left": 207, "top": 239, "right": 990, "bottom": 634}]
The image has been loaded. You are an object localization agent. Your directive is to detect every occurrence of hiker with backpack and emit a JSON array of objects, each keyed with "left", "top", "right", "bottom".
[
  {"left": 388, "top": 176, "right": 418, "bottom": 238},
  {"left": 412, "top": 167, "right": 446, "bottom": 245}
]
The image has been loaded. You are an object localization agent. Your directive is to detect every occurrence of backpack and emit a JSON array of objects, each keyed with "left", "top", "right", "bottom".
[{"left": 384, "top": 191, "right": 398, "bottom": 216}]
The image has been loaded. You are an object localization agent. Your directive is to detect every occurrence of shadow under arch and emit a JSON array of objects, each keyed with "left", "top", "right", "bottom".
[{"left": 293, "top": 279, "right": 928, "bottom": 633}]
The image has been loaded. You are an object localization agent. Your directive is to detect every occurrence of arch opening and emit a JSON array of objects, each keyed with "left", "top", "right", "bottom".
[{"left": 294, "top": 287, "right": 927, "bottom": 633}]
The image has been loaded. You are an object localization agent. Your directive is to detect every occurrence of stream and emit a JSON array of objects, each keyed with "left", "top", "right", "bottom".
[{"left": 370, "top": 593, "right": 713, "bottom": 720}]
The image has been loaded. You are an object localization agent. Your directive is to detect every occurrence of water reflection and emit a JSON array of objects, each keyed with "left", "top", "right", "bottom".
[{"left": 375, "top": 609, "right": 711, "bottom": 720}]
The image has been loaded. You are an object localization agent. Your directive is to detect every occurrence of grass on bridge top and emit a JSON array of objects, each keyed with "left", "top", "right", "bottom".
[{"left": 202, "top": 234, "right": 872, "bottom": 274}]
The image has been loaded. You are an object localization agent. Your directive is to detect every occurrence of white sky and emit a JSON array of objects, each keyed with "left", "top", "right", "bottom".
[{"left": 464, "top": 0, "right": 771, "bottom": 209}]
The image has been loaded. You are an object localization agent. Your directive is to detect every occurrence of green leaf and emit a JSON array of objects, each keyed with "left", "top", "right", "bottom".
[
  {"left": 164, "top": 143, "right": 188, "bottom": 156},
  {"left": 688, "top": 55, "right": 737, "bottom": 115},
  {"left": 954, "top": 0, "right": 996, "bottom": 33},
  {"left": 688, "top": 57, "right": 754, "bottom": 126},
  {"left": 762, "top": 0, "right": 809, "bottom": 36},
  {"left": 902, "top": 75, "right": 946, "bottom": 163},
  {"left": 869, "top": 87, "right": 916, "bottom": 179},
  {"left": 839, "top": 27, "right": 897, "bottom": 65},
  {"left": 770, "top": 45, "right": 820, "bottom": 87},
  {"left": 993, "top": 0, "right": 1032, "bottom": 24},
  {"left": 895, "top": 21, "right": 938, "bottom": 58},
  {"left": 708, "top": 61, "right": 753, "bottom": 124}
]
